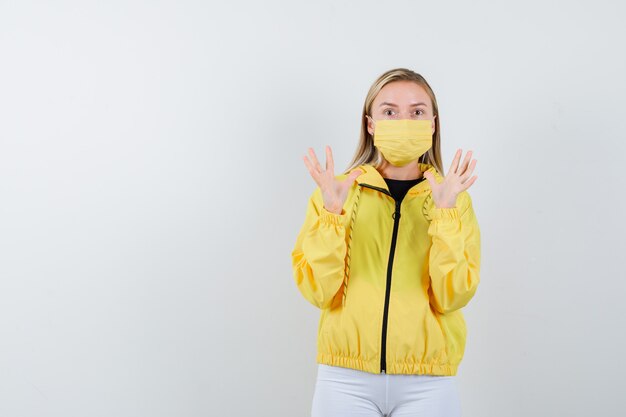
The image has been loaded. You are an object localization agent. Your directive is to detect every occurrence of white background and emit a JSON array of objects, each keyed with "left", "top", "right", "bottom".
[{"left": 1, "top": 1, "right": 625, "bottom": 416}]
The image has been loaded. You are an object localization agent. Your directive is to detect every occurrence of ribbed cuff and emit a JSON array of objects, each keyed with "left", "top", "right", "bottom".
[
  {"left": 430, "top": 206, "right": 460, "bottom": 221},
  {"left": 320, "top": 206, "right": 346, "bottom": 225}
]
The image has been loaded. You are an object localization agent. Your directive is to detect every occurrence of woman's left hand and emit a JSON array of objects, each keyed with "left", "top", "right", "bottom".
[{"left": 423, "top": 149, "right": 478, "bottom": 209}]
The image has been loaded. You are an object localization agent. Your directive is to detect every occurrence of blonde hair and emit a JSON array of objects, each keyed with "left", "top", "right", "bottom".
[{"left": 343, "top": 68, "right": 444, "bottom": 175}]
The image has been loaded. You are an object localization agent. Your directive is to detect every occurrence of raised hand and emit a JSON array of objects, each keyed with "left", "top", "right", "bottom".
[
  {"left": 302, "top": 146, "right": 363, "bottom": 215},
  {"left": 423, "top": 149, "right": 478, "bottom": 209}
]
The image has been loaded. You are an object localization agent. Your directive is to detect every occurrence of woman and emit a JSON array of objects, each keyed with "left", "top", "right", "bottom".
[{"left": 291, "top": 68, "right": 481, "bottom": 417}]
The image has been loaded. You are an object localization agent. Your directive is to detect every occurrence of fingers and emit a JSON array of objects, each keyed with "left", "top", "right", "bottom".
[
  {"left": 326, "top": 145, "right": 334, "bottom": 174},
  {"left": 460, "top": 159, "right": 477, "bottom": 183},
  {"left": 448, "top": 148, "right": 462, "bottom": 175},
  {"left": 303, "top": 146, "right": 364, "bottom": 191},
  {"left": 350, "top": 168, "right": 363, "bottom": 182},
  {"left": 302, "top": 154, "right": 321, "bottom": 186},
  {"left": 307, "top": 147, "right": 323, "bottom": 173},
  {"left": 449, "top": 149, "right": 476, "bottom": 179},
  {"left": 459, "top": 150, "right": 472, "bottom": 174},
  {"left": 462, "top": 174, "right": 478, "bottom": 190},
  {"left": 303, "top": 146, "right": 335, "bottom": 188}
]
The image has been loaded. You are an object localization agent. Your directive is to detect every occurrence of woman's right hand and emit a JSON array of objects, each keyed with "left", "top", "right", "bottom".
[{"left": 302, "top": 146, "right": 363, "bottom": 215}]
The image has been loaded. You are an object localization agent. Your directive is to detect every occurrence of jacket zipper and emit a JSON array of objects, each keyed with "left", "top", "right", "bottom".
[{"left": 358, "top": 183, "right": 401, "bottom": 374}]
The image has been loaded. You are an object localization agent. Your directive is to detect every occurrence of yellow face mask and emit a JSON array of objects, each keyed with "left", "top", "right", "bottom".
[{"left": 368, "top": 116, "right": 433, "bottom": 167}]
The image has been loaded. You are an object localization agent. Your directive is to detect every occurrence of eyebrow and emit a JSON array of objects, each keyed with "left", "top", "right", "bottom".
[{"left": 379, "top": 101, "right": 428, "bottom": 108}]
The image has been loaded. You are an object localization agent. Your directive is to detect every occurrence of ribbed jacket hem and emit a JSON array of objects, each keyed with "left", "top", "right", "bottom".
[{"left": 316, "top": 352, "right": 458, "bottom": 376}]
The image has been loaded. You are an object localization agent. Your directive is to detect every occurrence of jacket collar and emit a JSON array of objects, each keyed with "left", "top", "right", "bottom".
[{"left": 349, "top": 162, "right": 442, "bottom": 196}]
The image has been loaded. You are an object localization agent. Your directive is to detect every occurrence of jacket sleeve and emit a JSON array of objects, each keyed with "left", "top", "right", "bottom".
[
  {"left": 291, "top": 187, "right": 349, "bottom": 309},
  {"left": 427, "top": 190, "right": 481, "bottom": 314}
]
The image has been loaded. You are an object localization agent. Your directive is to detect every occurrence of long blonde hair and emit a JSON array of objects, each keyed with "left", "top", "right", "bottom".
[{"left": 343, "top": 68, "right": 444, "bottom": 175}]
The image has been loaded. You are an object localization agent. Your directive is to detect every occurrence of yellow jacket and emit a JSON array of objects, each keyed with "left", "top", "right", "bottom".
[{"left": 291, "top": 162, "right": 481, "bottom": 376}]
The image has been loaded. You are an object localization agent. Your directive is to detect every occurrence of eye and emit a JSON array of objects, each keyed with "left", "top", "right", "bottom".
[
  {"left": 415, "top": 109, "right": 425, "bottom": 116},
  {"left": 383, "top": 108, "right": 395, "bottom": 116}
]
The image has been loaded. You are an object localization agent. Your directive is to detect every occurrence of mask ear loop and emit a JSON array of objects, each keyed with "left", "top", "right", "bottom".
[{"left": 342, "top": 183, "right": 362, "bottom": 308}]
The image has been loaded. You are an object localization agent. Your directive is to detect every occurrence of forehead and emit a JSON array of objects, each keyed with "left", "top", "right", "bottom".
[{"left": 374, "top": 80, "right": 431, "bottom": 106}]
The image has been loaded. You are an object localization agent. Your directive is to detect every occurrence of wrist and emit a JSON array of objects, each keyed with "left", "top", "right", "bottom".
[
  {"left": 323, "top": 204, "right": 344, "bottom": 215},
  {"left": 434, "top": 197, "right": 457, "bottom": 209}
]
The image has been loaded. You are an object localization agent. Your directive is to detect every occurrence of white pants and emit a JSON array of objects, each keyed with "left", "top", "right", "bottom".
[{"left": 311, "top": 364, "right": 462, "bottom": 417}]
